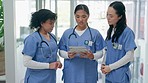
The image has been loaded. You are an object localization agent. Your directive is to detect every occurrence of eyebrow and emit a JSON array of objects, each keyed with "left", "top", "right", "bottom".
[
  {"left": 75, "top": 14, "right": 87, "bottom": 16},
  {"left": 107, "top": 13, "right": 113, "bottom": 15}
]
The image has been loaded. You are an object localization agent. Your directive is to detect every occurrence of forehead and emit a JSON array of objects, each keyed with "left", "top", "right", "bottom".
[
  {"left": 45, "top": 19, "right": 55, "bottom": 22},
  {"left": 75, "top": 10, "right": 88, "bottom": 15},
  {"left": 107, "top": 7, "right": 117, "bottom": 15}
]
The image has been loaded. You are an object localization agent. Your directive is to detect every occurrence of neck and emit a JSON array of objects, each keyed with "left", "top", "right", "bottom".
[
  {"left": 39, "top": 28, "right": 48, "bottom": 36},
  {"left": 76, "top": 25, "right": 87, "bottom": 31},
  {"left": 113, "top": 24, "right": 116, "bottom": 28}
]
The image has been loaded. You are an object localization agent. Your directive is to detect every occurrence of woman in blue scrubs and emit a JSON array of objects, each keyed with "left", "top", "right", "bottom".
[
  {"left": 22, "top": 9, "right": 62, "bottom": 83},
  {"left": 58, "top": 4, "right": 106, "bottom": 83},
  {"left": 101, "top": 1, "right": 137, "bottom": 83}
]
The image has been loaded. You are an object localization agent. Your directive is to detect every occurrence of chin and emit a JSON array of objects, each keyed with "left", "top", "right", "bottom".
[
  {"left": 108, "top": 23, "right": 113, "bottom": 26},
  {"left": 108, "top": 22, "right": 112, "bottom": 25},
  {"left": 49, "top": 29, "right": 53, "bottom": 32},
  {"left": 49, "top": 30, "right": 52, "bottom": 32},
  {"left": 79, "top": 24, "right": 85, "bottom": 27}
]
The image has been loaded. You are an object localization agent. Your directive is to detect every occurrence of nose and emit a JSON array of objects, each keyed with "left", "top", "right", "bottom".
[
  {"left": 106, "top": 16, "right": 109, "bottom": 20},
  {"left": 51, "top": 23, "right": 54, "bottom": 28},
  {"left": 52, "top": 24, "right": 54, "bottom": 27},
  {"left": 78, "top": 17, "right": 83, "bottom": 21}
]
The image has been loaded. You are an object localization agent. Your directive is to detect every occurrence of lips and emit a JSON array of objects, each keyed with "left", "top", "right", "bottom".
[
  {"left": 108, "top": 21, "right": 112, "bottom": 25},
  {"left": 79, "top": 22, "right": 83, "bottom": 24},
  {"left": 108, "top": 20, "right": 111, "bottom": 22},
  {"left": 78, "top": 22, "right": 85, "bottom": 25},
  {"left": 108, "top": 21, "right": 111, "bottom": 23}
]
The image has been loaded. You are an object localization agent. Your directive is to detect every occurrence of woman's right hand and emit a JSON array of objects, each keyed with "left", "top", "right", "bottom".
[
  {"left": 68, "top": 51, "right": 77, "bottom": 59},
  {"left": 101, "top": 64, "right": 111, "bottom": 74},
  {"left": 101, "top": 64, "right": 106, "bottom": 74}
]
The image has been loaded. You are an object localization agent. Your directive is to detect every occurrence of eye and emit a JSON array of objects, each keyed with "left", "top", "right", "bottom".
[
  {"left": 76, "top": 15, "right": 80, "bottom": 18},
  {"left": 107, "top": 14, "right": 113, "bottom": 18},
  {"left": 82, "top": 15, "right": 87, "bottom": 18},
  {"left": 50, "top": 22, "right": 54, "bottom": 25},
  {"left": 110, "top": 15, "right": 113, "bottom": 18},
  {"left": 49, "top": 22, "right": 52, "bottom": 25}
]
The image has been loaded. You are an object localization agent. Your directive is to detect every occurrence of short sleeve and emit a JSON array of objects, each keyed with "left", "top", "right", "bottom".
[
  {"left": 95, "top": 31, "right": 106, "bottom": 51},
  {"left": 58, "top": 32, "right": 68, "bottom": 51},
  {"left": 22, "top": 36, "right": 38, "bottom": 57},
  {"left": 124, "top": 30, "right": 137, "bottom": 52}
]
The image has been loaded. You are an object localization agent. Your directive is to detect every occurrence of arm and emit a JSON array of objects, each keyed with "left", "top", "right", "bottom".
[
  {"left": 93, "top": 50, "right": 103, "bottom": 60},
  {"left": 101, "top": 29, "right": 136, "bottom": 74},
  {"left": 102, "top": 49, "right": 106, "bottom": 64},
  {"left": 23, "top": 55, "right": 62, "bottom": 69},
  {"left": 79, "top": 50, "right": 103, "bottom": 60},
  {"left": 59, "top": 50, "right": 69, "bottom": 59},
  {"left": 109, "top": 49, "right": 134, "bottom": 71},
  {"left": 94, "top": 30, "right": 106, "bottom": 60},
  {"left": 101, "top": 50, "right": 134, "bottom": 74},
  {"left": 59, "top": 50, "right": 77, "bottom": 59},
  {"left": 57, "top": 55, "right": 60, "bottom": 61},
  {"left": 23, "top": 55, "right": 49, "bottom": 69}
]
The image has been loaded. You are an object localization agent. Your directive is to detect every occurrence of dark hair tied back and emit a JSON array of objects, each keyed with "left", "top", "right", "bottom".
[{"left": 74, "top": 4, "right": 89, "bottom": 15}]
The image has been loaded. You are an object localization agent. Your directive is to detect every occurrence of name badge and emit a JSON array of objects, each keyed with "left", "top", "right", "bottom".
[
  {"left": 84, "top": 40, "right": 93, "bottom": 46},
  {"left": 112, "top": 42, "right": 122, "bottom": 50}
]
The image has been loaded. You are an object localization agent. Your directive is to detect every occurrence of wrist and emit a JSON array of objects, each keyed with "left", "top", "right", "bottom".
[
  {"left": 89, "top": 54, "right": 94, "bottom": 60},
  {"left": 109, "top": 64, "right": 114, "bottom": 71},
  {"left": 48, "top": 63, "right": 51, "bottom": 69}
]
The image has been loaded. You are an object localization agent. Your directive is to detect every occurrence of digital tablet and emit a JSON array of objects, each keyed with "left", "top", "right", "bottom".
[{"left": 69, "top": 46, "right": 87, "bottom": 53}]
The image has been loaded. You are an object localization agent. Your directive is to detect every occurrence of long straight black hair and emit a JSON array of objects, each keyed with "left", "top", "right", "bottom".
[{"left": 106, "top": 1, "right": 127, "bottom": 43}]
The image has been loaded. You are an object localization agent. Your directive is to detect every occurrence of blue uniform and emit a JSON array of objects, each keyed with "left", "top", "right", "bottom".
[
  {"left": 22, "top": 32, "right": 57, "bottom": 83},
  {"left": 105, "top": 27, "right": 137, "bottom": 83},
  {"left": 58, "top": 27, "right": 106, "bottom": 83}
]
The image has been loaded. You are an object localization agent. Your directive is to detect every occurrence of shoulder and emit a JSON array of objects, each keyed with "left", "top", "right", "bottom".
[
  {"left": 63, "top": 28, "right": 73, "bottom": 35},
  {"left": 121, "top": 26, "right": 135, "bottom": 40},
  {"left": 89, "top": 27, "right": 101, "bottom": 35},
  {"left": 24, "top": 32, "right": 40, "bottom": 42},
  {"left": 123, "top": 26, "right": 135, "bottom": 35}
]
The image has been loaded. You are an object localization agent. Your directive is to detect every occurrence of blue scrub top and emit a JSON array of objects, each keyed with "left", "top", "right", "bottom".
[
  {"left": 22, "top": 32, "right": 58, "bottom": 83},
  {"left": 58, "top": 27, "right": 106, "bottom": 83},
  {"left": 105, "top": 27, "right": 137, "bottom": 83}
]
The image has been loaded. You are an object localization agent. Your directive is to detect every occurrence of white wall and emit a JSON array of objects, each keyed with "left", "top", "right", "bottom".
[{"left": 143, "top": 1, "right": 148, "bottom": 83}]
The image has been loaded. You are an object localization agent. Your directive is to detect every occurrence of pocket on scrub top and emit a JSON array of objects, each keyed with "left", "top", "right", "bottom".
[{"left": 42, "top": 47, "right": 52, "bottom": 58}]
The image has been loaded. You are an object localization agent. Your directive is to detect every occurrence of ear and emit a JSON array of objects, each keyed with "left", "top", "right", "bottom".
[
  {"left": 88, "top": 15, "right": 90, "bottom": 18},
  {"left": 40, "top": 22, "right": 44, "bottom": 26},
  {"left": 118, "top": 15, "right": 122, "bottom": 20}
]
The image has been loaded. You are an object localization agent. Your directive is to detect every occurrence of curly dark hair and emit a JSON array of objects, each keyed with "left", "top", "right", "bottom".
[
  {"left": 29, "top": 9, "right": 57, "bottom": 29},
  {"left": 106, "top": 1, "right": 127, "bottom": 43}
]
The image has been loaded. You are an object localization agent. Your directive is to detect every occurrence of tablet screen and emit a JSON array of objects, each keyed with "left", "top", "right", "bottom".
[{"left": 69, "top": 46, "right": 87, "bottom": 53}]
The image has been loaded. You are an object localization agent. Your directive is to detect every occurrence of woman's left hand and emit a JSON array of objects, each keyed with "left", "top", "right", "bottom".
[
  {"left": 56, "top": 61, "right": 62, "bottom": 69},
  {"left": 80, "top": 51, "right": 94, "bottom": 59}
]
